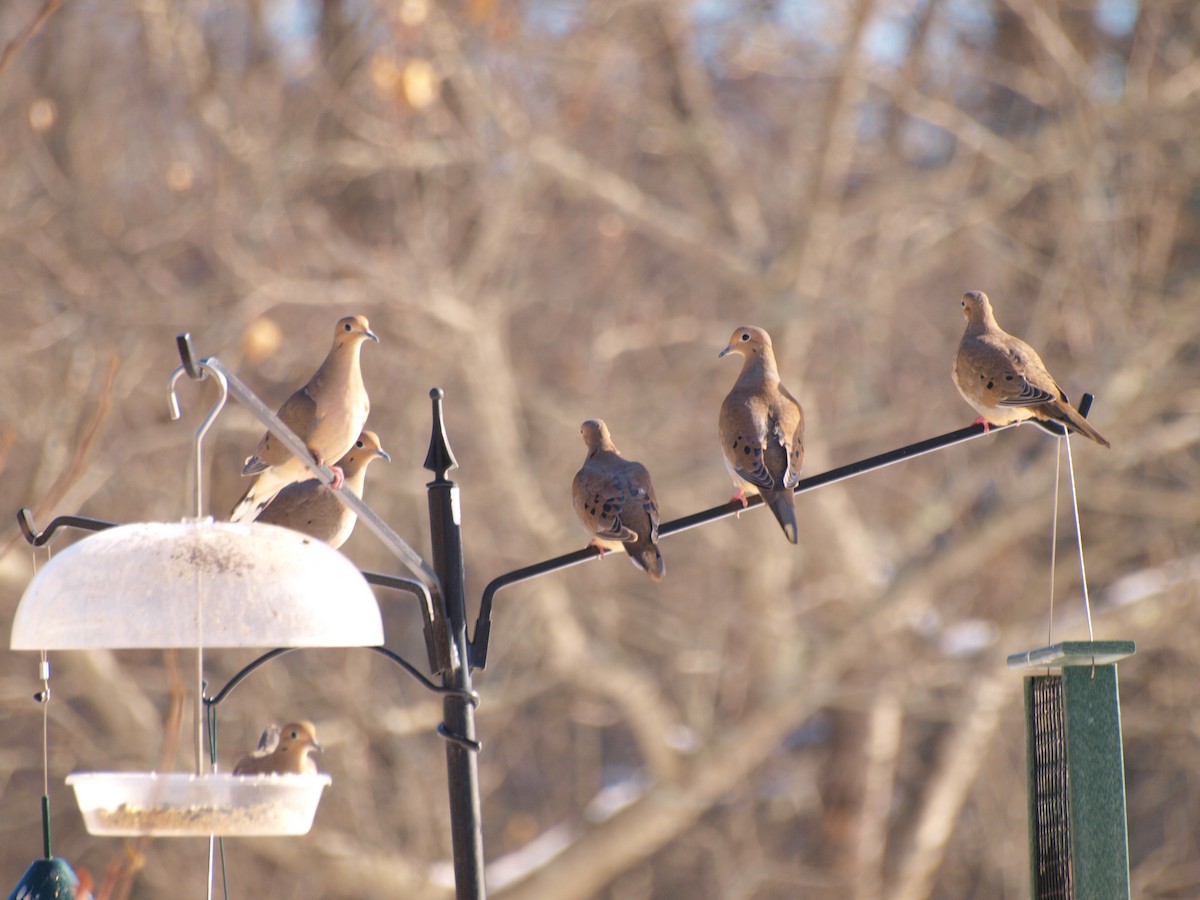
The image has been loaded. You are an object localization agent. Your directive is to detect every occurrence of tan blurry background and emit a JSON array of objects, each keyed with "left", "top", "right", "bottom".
[{"left": 1, "top": 0, "right": 1198, "bottom": 897}]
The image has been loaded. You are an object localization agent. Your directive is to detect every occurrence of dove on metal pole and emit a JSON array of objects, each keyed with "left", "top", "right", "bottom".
[
  {"left": 718, "top": 325, "right": 806, "bottom": 544},
  {"left": 173, "top": 334, "right": 441, "bottom": 592},
  {"left": 572, "top": 418, "right": 665, "bottom": 582},
  {"left": 953, "top": 291, "right": 1110, "bottom": 447},
  {"left": 256, "top": 431, "right": 391, "bottom": 549},
  {"left": 229, "top": 316, "right": 378, "bottom": 522}
]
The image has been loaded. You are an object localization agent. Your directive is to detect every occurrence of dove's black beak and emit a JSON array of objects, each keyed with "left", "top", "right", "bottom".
[
  {"left": 718, "top": 345, "right": 733, "bottom": 359},
  {"left": 377, "top": 449, "right": 392, "bottom": 463},
  {"left": 365, "top": 328, "right": 380, "bottom": 343}
]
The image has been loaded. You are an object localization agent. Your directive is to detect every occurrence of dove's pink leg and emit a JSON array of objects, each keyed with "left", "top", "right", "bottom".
[
  {"left": 972, "top": 416, "right": 991, "bottom": 434},
  {"left": 729, "top": 488, "right": 749, "bottom": 518},
  {"left": 312, "top": 454, "right": 346, "bottom": 490}
]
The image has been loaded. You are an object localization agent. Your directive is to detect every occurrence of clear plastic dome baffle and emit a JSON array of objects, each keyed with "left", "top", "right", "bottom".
[{"left": 11, "top": 518, "right": 383, "bottom": 650}]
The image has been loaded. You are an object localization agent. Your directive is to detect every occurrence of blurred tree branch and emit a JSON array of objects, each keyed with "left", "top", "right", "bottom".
[{"left": 0, "top": 0, "right": 60, "bottom": 80}]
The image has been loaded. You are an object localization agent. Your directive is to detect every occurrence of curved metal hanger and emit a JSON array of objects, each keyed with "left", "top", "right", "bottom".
[{"left": 168, "top": 353, "right": 229, "bottom": 520}]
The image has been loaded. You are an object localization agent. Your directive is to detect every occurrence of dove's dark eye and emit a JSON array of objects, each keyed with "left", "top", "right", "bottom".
[
  {"left": 741, "top": 332, "right": 750, "bottom": 341},
  {"left": 344, "top": 322, "right": 353, "bottom": 331},
  {"left": 356, "top": 440, "right": 364, "bottom": 448}
]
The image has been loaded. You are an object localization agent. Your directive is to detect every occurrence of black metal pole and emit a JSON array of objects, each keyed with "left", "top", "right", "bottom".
[{"left": 424, "top": 388, "right": 486, "bottom": 900}]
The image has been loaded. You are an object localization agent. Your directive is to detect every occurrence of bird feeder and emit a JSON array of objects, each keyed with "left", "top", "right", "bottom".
[
  {"left": 9, "top": 354, "right": 390, "bottom": 838},
  {"left": 1008, "top": 640, "right": 1136, "bottom": 899},
  {"left": 9, "top": 519, "right": 369, "bottom": 836}
]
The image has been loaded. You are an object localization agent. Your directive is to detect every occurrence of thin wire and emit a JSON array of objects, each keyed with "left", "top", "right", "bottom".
[
  {"left": 1063, "top": 433, "right": 1095, "bottom": 640},
  {"left": 40, "top": 651, "right": 49, "bottom": 798},
  {"left": 204, "top": 703, "right": 231, "bottom": 900},
  {"left": 1047, "top": 438, "right": 1062, "bottom": 645},
  {"left": 196, "top": 583, "right": 205, "bottom": 775},
  {"left": 33, "top": 546, "right": 50, "bottom": 798}
]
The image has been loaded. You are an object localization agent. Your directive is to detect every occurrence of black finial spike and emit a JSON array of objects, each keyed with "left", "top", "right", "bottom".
[{"left": 423, "top": 388, "right": 458, "bottom": 480}]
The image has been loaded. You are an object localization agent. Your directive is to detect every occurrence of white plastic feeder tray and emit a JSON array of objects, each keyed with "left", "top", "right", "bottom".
[{"left": 66, "top": 771, "right": 332, "bottom": 837}]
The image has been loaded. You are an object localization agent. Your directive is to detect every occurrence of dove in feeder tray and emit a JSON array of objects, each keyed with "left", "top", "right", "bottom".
[
  {"left": 718, "top": 325, "right": 805, "bottom": 544},
  {"left": 255, "top": 430, "right": 390, "bottom": 548},
  {"left": 572, "top": 419, "right": 665, "bottom": 582},
  {"left": 230, "top": 315, "right": 378, "bottom": 523},
  {"left": 234, "top": 721, "right": 321, "bottom": 775},
  {"left": 953, "top": 291, "right": 1110, "bottom": 447}
]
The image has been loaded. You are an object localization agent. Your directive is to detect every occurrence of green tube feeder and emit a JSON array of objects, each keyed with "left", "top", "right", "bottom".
[{"left": 1008, "top": 640, "right": 1136, "bottom": 900}]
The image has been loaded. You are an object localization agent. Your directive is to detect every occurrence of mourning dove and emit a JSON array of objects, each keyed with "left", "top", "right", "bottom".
[
  {"left": 234, "top": 721, "right": 321, "bottom": 775},
  {"left": 230, "top": 316, "right": 378, "bottom": 522},
  {"left": 953, "top": 291, "right": 1110, "bottom": 447},
  {"left": 572, "top": 419, "right": 665, "bottom": 582},
  {"left": 255, "top": 430, "right": 390, "bottom": 548},
  {"left": 718, "top": 325, "right": 804, "bottom": 544}
]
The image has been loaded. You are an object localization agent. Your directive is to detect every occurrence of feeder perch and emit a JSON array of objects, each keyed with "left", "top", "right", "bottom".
[
  {"left": 66, "top": 772, "right": 331, "bottom": 837},
  {"left": 1008, "top": 640, "right": 1136, "bottom": 900},
  {"left": 11, "top": 518, "right": 384, "bottom": 650}
]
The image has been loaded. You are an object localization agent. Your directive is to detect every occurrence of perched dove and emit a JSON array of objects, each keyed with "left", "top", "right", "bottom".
[
  {"left": 572, "top": 419, "right": 665, "bottom": 582},
  {"left": 233, "top": 721, "right": 321, "bottom": 775},
  {"left": 718, "top": 325, "right": 805, "bottom": 544},
  {"left": 255, "top": 430, "right": 390, "bottom": 548},
  {"left": 953, "top": 291, "right": 1110, "bottom": 447},
  {"left": 230, "top": 315, "right": 378, "bottom": 522}
]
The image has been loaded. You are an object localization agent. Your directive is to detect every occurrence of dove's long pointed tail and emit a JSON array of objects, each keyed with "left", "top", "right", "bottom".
[
  {"left": 230, "top": 471, "right": 291, "bottom": 523},
  {"left": 765, "top": 488, "right": 799, "bottom": 544},
  {"left": 625, "top": 542, "right": 666, "bottom": 582},
  {"left": 1044, "top": 402, "right": 1111, "bottom": 448}
]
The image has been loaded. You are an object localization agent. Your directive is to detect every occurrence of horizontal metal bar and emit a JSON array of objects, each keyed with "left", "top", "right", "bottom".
[
  {"left": 17, "top": 509, "right": 115, "bottom": 546},
  {"left": 362, "top": 571, "right": 437, "bottom": 634},
  {"left": 469, "top": 397, "right": 1098, "bottom": 670},
  {"left": 363, "top": 569, "right": 451, "bottom": 674},
  {"left": 204, "top": 648, "right": 297, "bottom": 707},
  {"left": 202, "top": 645, "right": 478, "bottom": 709}
]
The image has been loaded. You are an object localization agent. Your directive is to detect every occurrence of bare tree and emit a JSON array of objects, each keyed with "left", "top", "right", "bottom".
[{"left": 1, "top": 1, "right": 1197, "bottom": 897}]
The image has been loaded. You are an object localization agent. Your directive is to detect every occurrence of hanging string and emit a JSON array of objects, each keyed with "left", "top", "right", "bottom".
[
  {"left": 1062, "top": 433, "right": 1095, "bottom": 641},
  {"left": 1047, "top": 438, "right": 1062, "bottom": 646}
]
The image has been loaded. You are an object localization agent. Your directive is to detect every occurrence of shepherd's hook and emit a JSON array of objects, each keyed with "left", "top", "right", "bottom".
[{"left": 169, "top": 355, "right": 229, "bottom": 520}]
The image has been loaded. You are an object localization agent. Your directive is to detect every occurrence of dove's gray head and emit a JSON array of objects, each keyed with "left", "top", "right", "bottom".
[
  {"left": 334, "top": 315, "right": 379, "bottom": 345},
  {"left": 277, "top": 721, "right": 321, "bottom": 755},
  {"left": 338, "top": 430, "right": 391, "bottom": 473},
  {"left": 960, "top": 291, "right": 995, "bottom": 324},
  {"left": 719, "top": 325, "right": 773, "bottom": 360},
  {"left": 580, "top": 419, "right": 615, "bottom": 453}
]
